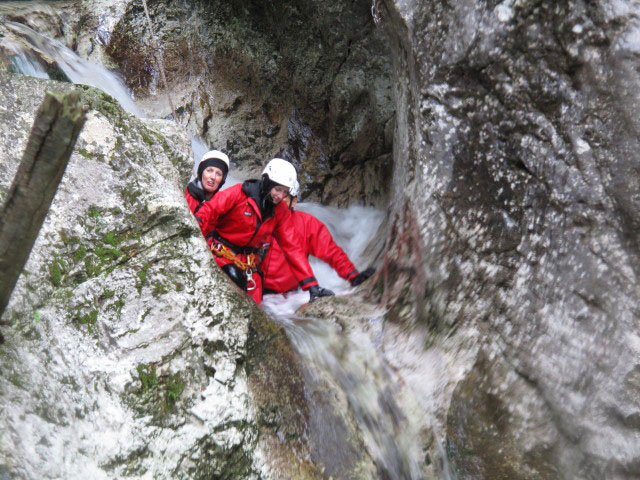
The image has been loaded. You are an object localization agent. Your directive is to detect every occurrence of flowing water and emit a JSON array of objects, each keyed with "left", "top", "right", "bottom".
[
  {"left": 261, "top": 205, "right": 431, "bottom": 480},
  {"left": 3, "top": 20, "right": 448, "bottom": 479},
  {"left": 2, "top": 20, "right": 142, "bottom": 116}
]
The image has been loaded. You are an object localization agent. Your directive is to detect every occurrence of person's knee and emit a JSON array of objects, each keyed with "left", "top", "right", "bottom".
[{"left": 221, "top": 264, "right": 248, "bottom": 291}]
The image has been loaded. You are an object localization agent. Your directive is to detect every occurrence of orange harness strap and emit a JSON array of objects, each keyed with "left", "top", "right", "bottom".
[{"left": 211, "top": 243, "right": 257, "bottom": 271}]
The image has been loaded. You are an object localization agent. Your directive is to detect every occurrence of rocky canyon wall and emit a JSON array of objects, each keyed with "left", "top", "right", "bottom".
[
  {"left": 379, "top": 1, "right": 640, "bottom": 478},
  {"left": 97, "top": 0, "right": 395, "bottom": 206}
]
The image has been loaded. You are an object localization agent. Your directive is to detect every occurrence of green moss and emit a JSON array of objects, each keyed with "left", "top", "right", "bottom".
[
  {"left": 73, "top": 245, "right": 87, "bottom": 262},
  {"left": 88, "top": 206, "right": 102, "bottom": 219},
  {"left": 75, "top": 309, "right": 98, "bottom": 334},
  {"left": 164, "top": 373, "right": 185, "bottom": 407},
  {"left": 131, "top": 363, "right": 186, "bottom": 421},
  {"left": 137, "top": 263, "right": 151, "bottom": 288},
  {"left": 107, "top": 297, "right": 126, "bottom": 315},
  {"left": 152, "top": 282, "right": 169, "bottom": 297},
  {"left": 121, "top": 186, "right": 142, "bottom": 205},
  {"left": 103, "top": 231, "right": 122, "bottom": 247},
  {"left": 8, "top": 372, "right": 24, "bottom": 388},
  {"left": 95, "top": 246, "right": 121, "bottom": 262},
  {"left": 48, "top": 259, "right": 64, "bottom": 286},
  {"left": 137, "top": 363, "right": 159, "bottom": 391},
  {"left": 141, "top": 130, "right": 155, "bottom": 145},
  {"left": 100, "top": 289, "right": 115, "bottom": 301},
  {"left": 77, "top": 148, "right": 94, "bottom": 159},
  {"left": 59, "top": 230, "right": 81, "bottom": 245},
  {"left": 137, "top": 269, "right": 147, "bottom": 283},
  {"left": 84, "top": 256, "right": 101, "bottom": 277}
]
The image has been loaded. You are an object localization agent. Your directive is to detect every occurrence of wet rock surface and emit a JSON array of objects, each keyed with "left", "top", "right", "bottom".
[
  {"left": 0, "top": 71, "right": 334, "bottom": 480},
  {"left": 0, "top": 70, "right": 256, "bottom": 479},
  {"left": 97, "top": 0, "right": 394, "bottom": 206},
  {"left": 378, "top": 0, "right": 640, "bottom": 478},
  {"left": 3, "top": 0, "right": 640, "bottom": 478}
]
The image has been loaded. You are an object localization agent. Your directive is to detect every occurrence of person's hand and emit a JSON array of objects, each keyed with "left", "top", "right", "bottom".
[
  {"left": 349, "top": 267, "right": 376, "bottom": 287},
  {"left": 308, "top": 285, "right": 335, "bottom": 302}
]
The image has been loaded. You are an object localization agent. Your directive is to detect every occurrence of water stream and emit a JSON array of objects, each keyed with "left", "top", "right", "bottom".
[
  {"left": 3, "top": 18, "right": 447, "bottom": 479},
  {"left": 3, "top": 20, "right": 142, "bottom": 116}
]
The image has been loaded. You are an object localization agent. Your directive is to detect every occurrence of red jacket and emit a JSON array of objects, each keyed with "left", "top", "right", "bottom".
[
  {"left": 262, "top": 211, "right": 358, "bottom": 293},
  {"left": 197, "top": 182, "right": 318, "bottom": 291},
  {"left": 185, "top": 181, "right": 209, "bottom": 216}
]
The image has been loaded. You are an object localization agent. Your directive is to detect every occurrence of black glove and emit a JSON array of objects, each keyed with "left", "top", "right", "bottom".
[
  {"left": 349, "top": 267, "right": 376, "bottom": 287},
  {"left": 308, "top": 285, "right": 335, "bottom": 302}
]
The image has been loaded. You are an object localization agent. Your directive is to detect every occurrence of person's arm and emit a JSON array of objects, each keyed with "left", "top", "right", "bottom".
[
  {"left": 303, "top": 213, "right": 359, "bottom": 283},
  {"left": 274, "top": 208, "right": 318, "bottom": 290},
  {"left": 196, "top": 185, "right": 238, "bottom": 237}
]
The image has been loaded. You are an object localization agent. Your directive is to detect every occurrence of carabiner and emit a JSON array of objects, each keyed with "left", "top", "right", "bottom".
[{"left": 246, "top": 269, "right": 257, "bottom": 291}]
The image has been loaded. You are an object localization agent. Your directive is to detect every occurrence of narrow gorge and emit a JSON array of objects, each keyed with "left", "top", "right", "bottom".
[{"left": 1, "top": 1, "right": 639, "bottom": 479}]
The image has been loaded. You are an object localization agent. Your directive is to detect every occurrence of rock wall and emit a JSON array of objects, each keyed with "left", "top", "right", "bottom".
[
  {"left": 378, "top": 1, "right": 640, "bottom": 478},
  {"left": 93, "top": 0, "right": 394, "bottom": 206},
  {"left": 0, "top": 71, "right": 346, "bottom": 480},
  {"left": 0, "top": 70, "right": 260, "bottom": 479}
]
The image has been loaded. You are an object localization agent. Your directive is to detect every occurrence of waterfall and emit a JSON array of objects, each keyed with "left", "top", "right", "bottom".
[
  {"left": 9, "top": 50, "right": 49, "bottom": 79},
  {"left": 261, "top": 204, "right": 451, "bottom": 479},
  {"left": 3, "top": 21, "right": 142, "bottom": 116}
]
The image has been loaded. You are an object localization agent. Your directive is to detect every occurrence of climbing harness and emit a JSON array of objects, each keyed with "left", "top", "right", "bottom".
[{"left": 211, "top": 242, "right": 258, "bottom": 291}]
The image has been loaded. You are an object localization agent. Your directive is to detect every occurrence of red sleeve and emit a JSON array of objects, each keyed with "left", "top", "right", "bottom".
[
  {"left": 302, "top": 212, "right": 358, "bottom": 281},
  {"left": 197, "top": 185, "right": 241, "bottom": 237},
  {"left": 273, "top": 205, "right": 318, "bottom": 290}
]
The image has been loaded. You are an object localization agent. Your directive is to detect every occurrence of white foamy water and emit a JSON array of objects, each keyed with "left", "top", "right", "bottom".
[
  {"left": 9, "top": 50, "right": 49, "bottom": 78},
  {"left": 258, "top": 204, "right": 432, "bottom": 479},
  {"left": 4, "top": 21, "right": 142, "bottom": 116},
  {"left": 272, "top": 312, "right": 426, "bottom": 480}
]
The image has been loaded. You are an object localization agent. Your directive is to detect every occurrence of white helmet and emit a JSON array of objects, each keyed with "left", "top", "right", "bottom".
[
  {"left": 289, "top": 179, "right": 300, "bottom": 197},
  {"left": 197, "top": 149, "right": 230, "bottom": 183},
  {"left": 262, "top": 158, "right": 297, "bottom": 189},
  {"left": 200, "top": 150, "right": 230, "bottom": 169}
]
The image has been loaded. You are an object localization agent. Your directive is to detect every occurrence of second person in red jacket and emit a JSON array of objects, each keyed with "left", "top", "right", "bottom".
[
  {"left": 262, "top": 180, "right": 375, "bottom": 294},
  {"left": 196, "top": 158, "right": 335, "bottom": 304}
]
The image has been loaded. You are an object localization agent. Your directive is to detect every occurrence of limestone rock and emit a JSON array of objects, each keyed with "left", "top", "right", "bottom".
[
  {"left": 0, "top": 71, "right": 324, "bottom": 480},
  {"left": 95, "top": 0, "right": 394, "bottom": 206},
  {"left": 379, "top": 1, "right": 640, "bottom": 478}
]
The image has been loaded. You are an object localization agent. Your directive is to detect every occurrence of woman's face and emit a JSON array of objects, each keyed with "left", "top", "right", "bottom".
[
  {"left": 270, "top": 185, "right": 290, "bottom": 204},
  {"left": 202, "top": 166, "right": 224, "bottom": 194}
]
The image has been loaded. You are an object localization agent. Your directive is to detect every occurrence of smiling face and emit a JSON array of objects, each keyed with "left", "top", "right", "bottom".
[
  {"left": 201, "top": 166, "right": 224, "bottom": 196},
  {"left": 269, "top": 185, "right": 290, "bottom": 204}
]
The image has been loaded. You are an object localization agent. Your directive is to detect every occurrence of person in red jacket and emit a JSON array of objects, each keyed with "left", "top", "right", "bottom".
[
  {"left": 185, "top": 150, "right": 230, "bottom": 215},
  {"left": 196, "top": 158, "right": 334, "bottom": 304},
  {"left": 262, "top": 180, "right": 375, "bottom": 294}
]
